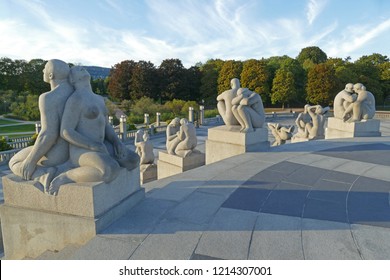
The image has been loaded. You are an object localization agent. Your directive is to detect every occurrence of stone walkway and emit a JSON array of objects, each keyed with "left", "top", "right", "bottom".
[{"left": 2, "top": 118, "right": 390, "bottom": 259}]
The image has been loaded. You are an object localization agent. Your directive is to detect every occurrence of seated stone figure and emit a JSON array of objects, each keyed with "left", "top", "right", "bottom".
[
  {"left": 343, "top": 83, "right": 375, "bottom": 122},
  {"left": 47, "top": 66, "right": 139, "bottom": 195},
  {"left": 268, "top": 123, "right": 295, "bottom": 146},
  {"left": 9, "top": 59, "right": 74, "bottom": 190},
  {"left": 295, "top": 104, "right": 311, "bottom": 136},
  {"left": 231, "top": 88, "right": 265, "bottom": 133},
  {"left": 166, "top": 117, "right": 181, "bottom": 155},
  {"left": 217, "top": 78, "right": 240, "bottom": 127},
  {"left": 174, "top": 118, "right": 197, "bottom": 157},
  {"left": 333, "top": 83, "right": 357, "bottom": 120},
  {"left": 134, "top": 129, "right": 155, "bottom": 166}
]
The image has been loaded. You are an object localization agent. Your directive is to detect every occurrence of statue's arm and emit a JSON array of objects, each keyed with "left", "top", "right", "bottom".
[
  {"left": 21, "top": 95, "right": 59, "bottom": 179},
  {"left": 232, "top": 95, "right": 243, "bottom": 105},
  {"left": 342, "top": 92, "right": 355, "bottom": 103},
  {"left": 104, "top": 121, "right": 125, "bottom": 157}
]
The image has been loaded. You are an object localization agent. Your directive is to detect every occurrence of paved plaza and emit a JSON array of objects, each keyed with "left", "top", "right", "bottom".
[{"left": 1, "top": 118, "right": 390, "bottom": 259}]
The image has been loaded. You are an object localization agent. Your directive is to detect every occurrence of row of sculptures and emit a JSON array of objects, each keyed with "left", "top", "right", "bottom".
[
  {"left": 216, "top": 79, "right": 376, "bottom": 146},
  {"left": 8, "top": 64, "right": 376, "bottom": 192}
]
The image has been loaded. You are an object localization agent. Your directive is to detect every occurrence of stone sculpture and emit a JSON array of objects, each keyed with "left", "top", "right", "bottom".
[
  {"left": 343, "top": 83, "right": 375, "bottom": 122},
  {"left": 295, "top": 104, "right": 312, "bottom": 136},
  {"left": 9, "top": 59, "right": 74, "bottom": 189},
  {"left": 231, "top": 87, "right": 265, "bottom": 133},
  {"left": 47, "top": 66, "right": 139, "bottom": 194},
  {"left": 217, "top": 78, "right": 240, "bottom": 126},
  {"left": 135, "top": 129, "right": 155, "bottom": 167},
  {"left": 333, "top": 83, "right": 375, "bottom": 122},
  {"left": 175, "top": 118, "right": 198, "bottom": 157},
  {"left": 268, "top": 123, "right": 295, "bottom": 146},
  {"left": 9, "top": 64, "right": 139, "bottom": 195},
  {"left": 333, "top": 83, "right": 357, "bottom": 120},
  {"left": 166, "top": 117, "right": 181, "bottom": 154},
  {"left": 165, "top": 117, "right": 197, "bottom": 157},
  {"left": 292, "top": 104, "right": 329, "bottom": 141}
]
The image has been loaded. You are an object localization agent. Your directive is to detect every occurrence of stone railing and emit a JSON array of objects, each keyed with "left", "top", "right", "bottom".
[
  {"left": 6, "top": 137, "right": 32, "bottom": 150},
  {"left": 375, "top": 111, "right": 390, "bottom": 119},
  {"left": 0, "top": 149, "right": 20, "bottom": 165}
]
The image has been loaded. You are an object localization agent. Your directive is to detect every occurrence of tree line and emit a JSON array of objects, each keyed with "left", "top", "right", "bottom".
[{"left": 1, "top": 46, "right": 389, "bottom": 121}]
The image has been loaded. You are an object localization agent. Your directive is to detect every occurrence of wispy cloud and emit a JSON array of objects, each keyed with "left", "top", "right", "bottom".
[{"left": 306, "top": 0, "right": 327, "bottom": 25}]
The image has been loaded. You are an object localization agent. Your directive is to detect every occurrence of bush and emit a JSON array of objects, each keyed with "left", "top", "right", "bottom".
[
  {"left": 0, "top": 136, "right": 12, "bottom": 151},
  {"left": 28, "top": 133, "right": 38, "bottom": 146},
  {"left": 204, "top": 108, "right": 219, "bottom": 118}
]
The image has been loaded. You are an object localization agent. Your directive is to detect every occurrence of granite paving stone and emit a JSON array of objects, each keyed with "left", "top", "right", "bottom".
[
  {"left": 285, "top": 165, "right": 327, "bottom": 186},
  {"left": 71, "top": 236, "right": 141, "bottom": 260},
  {"left": 195, "top": 208, "right": 258, "bottom": 260},
  {"left": 162, "top": 190, "right": 226, "bottom": 225},
  {"left": 248, "top": 213, "right": 304, "bottom": 260},
  {"left": 308, "top": 178, "right": 351, "bottom": 203},
  {"left": 261, "top": 182, "right": 311, "bottom": 217},
  {"left": 351, "top": 224, "right": 390, "bottom": 259},
  {"left": 303, "top": 198, "right": 348, "bottom": 223},
  {"left": 130, "top": 220, "right": 204, "bottom": 260},
  {"left": 302, "top": 218, "right": 361, "bottom": 259}
]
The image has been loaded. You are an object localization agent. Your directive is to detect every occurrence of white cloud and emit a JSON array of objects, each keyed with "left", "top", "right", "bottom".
[{"left": 306, "top": 0, "right": 327, "bottom": 25}]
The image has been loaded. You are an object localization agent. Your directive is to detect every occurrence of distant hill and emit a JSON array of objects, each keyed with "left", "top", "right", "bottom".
[{"left": 84, "top": 66, "right": 111, "bottom": 79}]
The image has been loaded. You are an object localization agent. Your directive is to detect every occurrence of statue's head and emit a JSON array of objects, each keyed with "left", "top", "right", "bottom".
[
  {"left": 43, "top": 59, "right": 70, "bottom": 83},
  {"left": 304, "top": 104, "right": 310, "bottom": 113},
  {"left": 69, "top": 66, "right": 91, "bottom": 86},
  {"left": 170, "top": 117, "right": 180, "bottom": 126},
  {"left": 180, "top": 118, "right": 188, "bottom": 125},
  {"left": 353, "top": 83, "right": 364, "bottom": 93},
  {"left": 230, "top": 78, "right": 240, "bottom": 89},
  {"left": 345, "top": 83, "right": 354, "bottom": 93},
  {"left": 237, "top": 88, "right": 249, "bottom": 96}
]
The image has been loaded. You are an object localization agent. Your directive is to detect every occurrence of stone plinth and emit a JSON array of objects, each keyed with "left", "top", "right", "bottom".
[
  {"left": 0, "top": 167, "right": 144, "bottom": 259},
  {"left": 140, "top": 164, "right": 157, "bottom": 184},
  {"left": 325, "top": 117, "right": 381, "bottom": 139},
  {"left": 206, "top": 125, "right": 269, "bottom": 164},
  {"left": 157, "top": 151, "right": 205, "bottom": 179}
]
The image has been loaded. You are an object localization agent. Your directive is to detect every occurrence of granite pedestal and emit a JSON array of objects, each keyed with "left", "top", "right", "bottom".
[
  {"left": 157, "top": 151, "right": 205, "bottom": 179},
  {"left": 140, "top": 164, "right": 157, "bottom": 184},
  {"left": 206, "top": 125, "right": 269, "bottom": 165},
  {"left": 325, "top": 117, "right": 381, "bottom": 139},
  {"left": 0, "top": 167, "right": 144, "bottom": 259}
]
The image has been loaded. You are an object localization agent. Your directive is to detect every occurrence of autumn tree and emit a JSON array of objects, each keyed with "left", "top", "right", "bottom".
[
  {"left": 108, "top": 60, "right": 136, "bottom": 100},
  {"left": 306, "top": 63, "right": 337, "bottom": 105},
  {"left": 240, "top": 59, "right": 271, "bottom": 104},
  {"left": 217, "top": 60, "right": 243, "bottom": 94}
]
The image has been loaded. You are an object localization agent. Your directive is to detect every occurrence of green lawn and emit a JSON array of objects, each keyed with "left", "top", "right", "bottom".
[
  {"left": 0, "top": 119, "right": 19, "bottom": 125},
  {"left": 0, "top": 124, "right": 35, "bottom": 134}
]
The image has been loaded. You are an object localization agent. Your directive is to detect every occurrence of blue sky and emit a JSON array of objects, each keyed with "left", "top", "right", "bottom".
[{"left": 0, "top": 0, "right": 389, "bottom": 68}]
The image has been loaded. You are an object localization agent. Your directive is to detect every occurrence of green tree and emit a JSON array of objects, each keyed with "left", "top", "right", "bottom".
[
  {"left": 217, "top": 60, "right": 243, "bottom": 94},
  {"left": 199, "top": 59, "right": 224, "bottom": 106},
  {"left": 23, "top": 59, "right": 49, "bottom": 95},
  {"left": 271, "top": 68, "right": 296, "bottom": 109},
  {"left": 158, "top": 59, "right": 187, "bottom": 103},
  {"left": 297, "top": 46, "right": 328, "bottom": 70},
  {"left": 240, "top": 59, "right": 271, "bottom": 104},
  {"left": 130, "top": 60, "right": 158, "bottom": 100},
  {"left": 306, "top": 63, "right": 337, "bottom": 105}
]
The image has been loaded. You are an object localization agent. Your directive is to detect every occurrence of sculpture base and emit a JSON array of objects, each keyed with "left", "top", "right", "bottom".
[
  {"left": 325, "top": 117, "right": 381, "bottom": 139},
  {"left": 157, "top": 151, "right": 205, "bottom": 179},
  {"left": 206, "top": 125, "right": 269, "bottom": 164},
  {"left": 0, "top": 167, "right": 144, "bottom": 259},
  {"left": 140, "top": 164, "right": 157, "bottom": 184}
]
